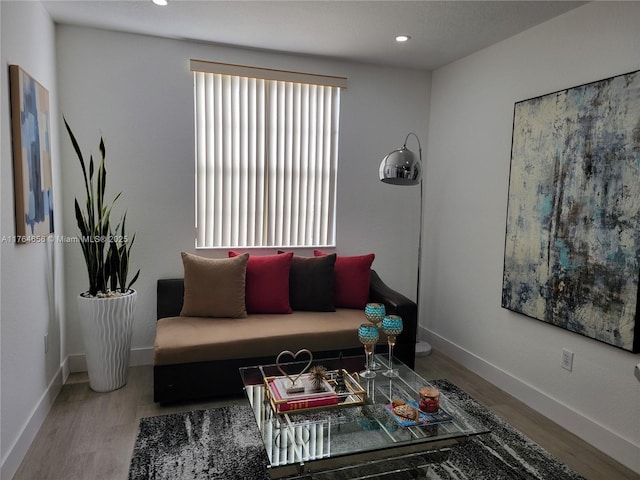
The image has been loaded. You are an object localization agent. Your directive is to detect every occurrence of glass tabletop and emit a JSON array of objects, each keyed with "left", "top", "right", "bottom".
[{"left": 240, "top": 354, "right": 489, "bottom": 478}]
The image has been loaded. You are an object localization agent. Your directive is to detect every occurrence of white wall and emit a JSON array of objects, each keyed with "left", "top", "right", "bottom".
[
  {"left": 424, "top": 2, "right": 640, "bottom": 472},
  {"left": 55, "top": 27, "right": 430, "bottom": 365},
  {"left": 1, "top": 2, "right": 65, "bottom": 478}
]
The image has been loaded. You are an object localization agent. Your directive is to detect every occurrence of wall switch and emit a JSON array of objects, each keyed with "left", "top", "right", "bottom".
[
  {"left": 44, "top": 333, "right": 49, "bottom": 354},
  {"left": 561, "top": 349, "right": 573, "bottom": 371}
]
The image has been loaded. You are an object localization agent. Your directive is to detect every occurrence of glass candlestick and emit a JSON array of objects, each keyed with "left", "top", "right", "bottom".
[
  {"left": 381, "top": 315, "right": 403, "bottom": 378},
  {"left": 358, "top": 323, "right": 379, "bottom": 379},
  {"left": 364, "top": 303, "right": 385, "bottom": 370}
]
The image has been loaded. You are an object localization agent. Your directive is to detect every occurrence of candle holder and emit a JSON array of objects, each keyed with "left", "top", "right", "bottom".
[
  {"left": 381, "top": 315, "right": 403, "bottom": 378},
  {"left": 419, "top": 386, "right": 440, "bottom": 413},
  {"left": 358, "top": 323, "right": 379, "bottom": 379},
  {"left": 365, "top": 303, "right": 386, "bottom": 324},
  {"left": 364, "top": 303, "right": 385, "bottom": 370}
]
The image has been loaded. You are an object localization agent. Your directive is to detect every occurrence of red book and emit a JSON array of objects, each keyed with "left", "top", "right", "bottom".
[{"left": 269, "top": 379, "right": 339, "bottom": 412}]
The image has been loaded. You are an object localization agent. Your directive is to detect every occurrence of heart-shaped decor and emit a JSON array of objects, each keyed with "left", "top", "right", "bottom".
[{"left": 276, "top": 348, "right": 314, "bottom": 389}]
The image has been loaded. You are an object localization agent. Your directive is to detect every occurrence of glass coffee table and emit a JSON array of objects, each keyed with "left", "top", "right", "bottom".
[{"left": 240, "top": 354, "right": 489, "bottom": 479}]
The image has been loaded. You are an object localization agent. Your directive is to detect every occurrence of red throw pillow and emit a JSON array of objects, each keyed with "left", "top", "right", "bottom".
[
  {"left": 229, "top": 251, "right": 293, "bottom": 314},
  {"left": 314, "top": 250, "right": 375, "bottom": 309}
]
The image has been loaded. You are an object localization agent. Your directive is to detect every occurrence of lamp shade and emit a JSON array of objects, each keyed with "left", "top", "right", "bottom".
[{"left": 379, "top": 145, "right": 422, "bottom": 185}]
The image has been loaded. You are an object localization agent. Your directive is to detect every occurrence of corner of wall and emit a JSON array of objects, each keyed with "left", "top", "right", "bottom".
[{"left": 1, "top": 367, "right": 64, "bottom": 480}]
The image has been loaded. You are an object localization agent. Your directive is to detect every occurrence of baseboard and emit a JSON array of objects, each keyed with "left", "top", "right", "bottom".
[
  {"left": 67, "top": 346, "right": 154, "bottom": 373},
  {"left": 1, "top": 365, "right": 64, "bottom": 480},
  {"left": 423, "top": 327, "right": 640, "bottom": 474}
]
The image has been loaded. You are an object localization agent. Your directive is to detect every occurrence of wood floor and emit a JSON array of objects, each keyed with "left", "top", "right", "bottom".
[{"left": 12, "top": 351, "right": 637, "bottom": 480}]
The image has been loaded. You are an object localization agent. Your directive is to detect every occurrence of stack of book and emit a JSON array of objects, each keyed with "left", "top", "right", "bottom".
[{"left": 266, "top": 375, "right": 339, "bottom": 413}]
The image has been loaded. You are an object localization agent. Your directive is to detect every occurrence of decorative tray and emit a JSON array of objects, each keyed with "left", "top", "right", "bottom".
[
  {"left": 264, "top": 369, "right": 366, "bottom": 414},
  {"left": 385, "top": 400, "right": 454, "bottom": 427}
]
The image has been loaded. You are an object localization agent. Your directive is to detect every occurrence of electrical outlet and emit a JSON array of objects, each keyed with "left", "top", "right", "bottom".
[
  {"left": 44, "top": 333, "right": 49, "bottom": 354},
  {"left": 561, "top": 349, "right": 573, "bottom": 371}
]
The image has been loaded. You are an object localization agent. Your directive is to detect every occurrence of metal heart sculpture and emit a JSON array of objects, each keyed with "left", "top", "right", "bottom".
[{"left": 275, "top": 348, "right": 314, "bottom": 387}]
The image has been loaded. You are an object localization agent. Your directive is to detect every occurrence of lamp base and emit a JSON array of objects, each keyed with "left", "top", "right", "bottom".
[{"left": 416, "top": 340, "right": 432, "bottom": 357}]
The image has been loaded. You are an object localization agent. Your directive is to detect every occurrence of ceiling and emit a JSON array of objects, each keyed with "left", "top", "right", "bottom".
[{"left": 42, "top": 0, "right": 585, "bottom": 71}]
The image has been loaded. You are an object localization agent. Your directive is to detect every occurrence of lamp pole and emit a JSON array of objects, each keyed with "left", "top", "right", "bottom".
[{"left": 415, "top": 154, "right": 431, "bottom": 356}]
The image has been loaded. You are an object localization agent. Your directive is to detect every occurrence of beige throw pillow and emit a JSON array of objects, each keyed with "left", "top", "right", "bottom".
[{"left": 180, "top": 252, "right": 249, "bottom": 318}]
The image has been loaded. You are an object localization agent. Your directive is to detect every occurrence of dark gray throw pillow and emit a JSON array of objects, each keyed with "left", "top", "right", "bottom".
[{"left": 286, "top": 253, "right": 336, "bottom": 311}]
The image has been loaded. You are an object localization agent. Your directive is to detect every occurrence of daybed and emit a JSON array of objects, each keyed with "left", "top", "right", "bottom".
[{"left": 154, "top": 252, "right": 417, "bottom": 404}]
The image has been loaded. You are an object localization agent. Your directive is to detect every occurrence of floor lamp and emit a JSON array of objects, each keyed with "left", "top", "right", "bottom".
[{"left": 378, "top": 132, "right": 432, "bottom": 356}]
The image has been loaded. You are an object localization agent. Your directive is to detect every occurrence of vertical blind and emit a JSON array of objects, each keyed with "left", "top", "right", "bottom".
[{"left": 192, "top": 61, "right": 345, "bottom": 248}]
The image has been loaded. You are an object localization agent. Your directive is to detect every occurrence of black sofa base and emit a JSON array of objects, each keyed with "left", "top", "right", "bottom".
[{"left": 154, "top": 348, "right": 369, "bottom": 404}]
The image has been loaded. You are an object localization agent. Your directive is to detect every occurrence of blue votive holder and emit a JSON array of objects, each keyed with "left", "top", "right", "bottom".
[
  {"left": 382, "top": 315, "right": 403, "bottom": 377},
  {"left": 358, "top": 323, "right": 379, "bottom": 378}
]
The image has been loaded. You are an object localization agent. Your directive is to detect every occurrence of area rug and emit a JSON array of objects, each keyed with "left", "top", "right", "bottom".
[{"left": 128, "top": 379, "right": 585, "bottom": 480}]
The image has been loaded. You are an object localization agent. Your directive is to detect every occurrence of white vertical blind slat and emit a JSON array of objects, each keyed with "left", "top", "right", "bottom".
[
  {"left": 329, "top": 88, "right": 340, "bottom": 242},
  {"left": 231, "top": 75, "right": 241, "bottom": 246},
  {"left": 307, "top": 85, "right": 317, "bottom": 245},
  {"left": 298, "top": 84, "right": 310, "bottom": 245},
  {"left": 267, "top": 81, "right": 277, "bottom": 246},
  {"left": 321, "top": 87, "right": 333, "bottom": 242},
  {"left": 283, "top": 82, "right": 293, "bottom": 247},
  {"left": 315, "top": 86, "right": 325, "bottom": 244},
  {"left": 194, "top": 71, "right": 339, "bottom": 248},
  {"left": 194, "top": 73, "right": 205, "bottom": 247},
  {"left": 204, "top": 74, "right": 214, "bottom": 246},
  {"left": 256, "top": 80, "right": 266, "bottom": 245},
  {"left": 239, "top": 76, "right": 249, "bottom": 246},
  {"left": 213, "top": 75, "right": 223, "bottom": 247},
  {"left": 221, "top": 75, "right": 232, "bottom": 246},
  {"left": 246, "top": 78, "right": 256, "bottom": 245},
  {"left": 275, "top": 81, "right": 285, "bottom": 246},
  {"left": 290, "top": 83, "right": 301, "bottom": 246}
]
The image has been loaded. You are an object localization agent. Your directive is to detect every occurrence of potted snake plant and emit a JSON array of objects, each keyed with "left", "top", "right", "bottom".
[{"left": 65, "top": 118, "right": 140, "bottom": 392}]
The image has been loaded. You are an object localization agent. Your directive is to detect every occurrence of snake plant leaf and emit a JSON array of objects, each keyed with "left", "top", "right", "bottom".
[
  {"left": 89, "top": 155, "right": 94, "bottom": 186},
  {"left": 74, "top": 199, "right": 88, "bottom": 236},
  {"left": 99, "top": 136, "right": 105, "bottom": 161},
  {"left": 98, "top": 154, "right": 106, "bottom": 213},
  {"left": 127, "top": 269, "right": 140, "bottom": 292},
  {"left": 64, "top": 117, "right": 89, "bottom": 196},
  {"left": 107, "top": 237, "right": 120, "bottom": 292}
]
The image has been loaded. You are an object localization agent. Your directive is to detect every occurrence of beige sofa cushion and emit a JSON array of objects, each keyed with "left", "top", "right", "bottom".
[
  {"left": 154, "top": 309, "right": 368, "bottom": 366},
  {"left": 180, "top": 252, "right": 249, "bottom": 318}
]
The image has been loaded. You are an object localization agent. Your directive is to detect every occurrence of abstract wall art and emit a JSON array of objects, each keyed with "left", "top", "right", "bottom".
[
  {"left": 502, "top": 70, "right": 640, "bottom": 353},
  {"left": 9, "top": 65, "right": 54, "bottom": 242}
]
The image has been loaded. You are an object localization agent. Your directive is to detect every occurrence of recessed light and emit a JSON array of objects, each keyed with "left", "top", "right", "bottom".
[
  {"left": 152, "top": 0, "right": 168, "bottom": 5},
  {"left": 395, "top": 35, "right": 411, "bottom": 43}
]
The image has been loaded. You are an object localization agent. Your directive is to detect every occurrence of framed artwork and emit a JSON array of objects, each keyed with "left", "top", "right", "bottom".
[
  {"left": 9, "top": 65, "right": 54, "bottom": 243},
  {"left": 502, "top": 69, "right": 640, "bottom": 353}
]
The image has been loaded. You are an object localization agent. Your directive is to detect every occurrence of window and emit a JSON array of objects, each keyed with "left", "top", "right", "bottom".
[{"left": 191, "top": 60, "right": 346, "bottom": 248}]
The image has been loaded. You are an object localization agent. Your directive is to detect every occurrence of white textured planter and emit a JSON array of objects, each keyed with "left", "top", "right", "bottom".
[{"left": 78, "top": 290, "right": 137, "bottom": 392}]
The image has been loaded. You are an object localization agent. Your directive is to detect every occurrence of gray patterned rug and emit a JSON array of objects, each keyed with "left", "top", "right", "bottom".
[{"left": 128, "top": 379, "right": 585, "bottom": 480}]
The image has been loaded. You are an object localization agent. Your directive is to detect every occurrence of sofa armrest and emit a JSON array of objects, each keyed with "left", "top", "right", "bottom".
[
  {"left": 369, "top": 269, "right": 418, "bottom": 369},
  {"left": 157, "top": 278, "right": 184, "bottom": 319}
]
